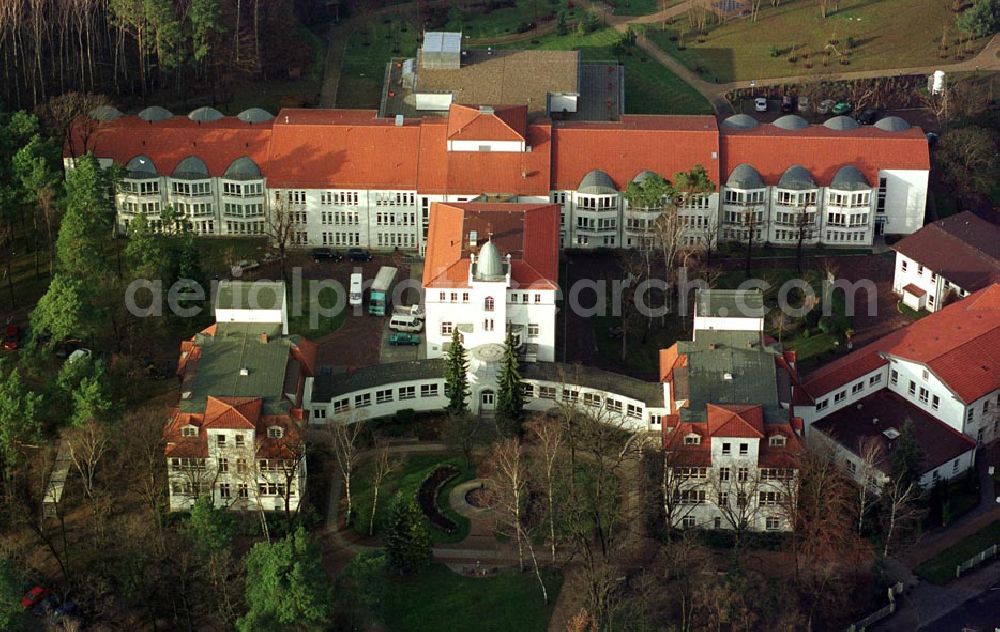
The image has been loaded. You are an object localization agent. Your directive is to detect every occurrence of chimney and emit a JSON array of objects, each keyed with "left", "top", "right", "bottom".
[
  {"left": 395, "top": 114, "right": 404, "bottom": 127},
  {"left": 260, "top": 332, "right": 268, "bottom": 344},
  {"left": 284, "top": 115, "right": 290, "bottom": 124},
  {"left": 469, "top": 230, "right": 478, "bottom": 247}
]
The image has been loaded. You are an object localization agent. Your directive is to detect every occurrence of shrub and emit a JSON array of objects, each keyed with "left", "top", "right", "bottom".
[
  {"left": 818, "top": 316, "right": 838, "bottom": 335},
  {"left": 769, "top": 44, "right": 782, "bottom": 57},
  {"left": 396, "top": 408, "right": 416, "bottom": 425}
]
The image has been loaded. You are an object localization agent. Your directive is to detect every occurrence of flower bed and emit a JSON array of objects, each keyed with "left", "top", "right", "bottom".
[{"left": 417, "top": 465, "right": 460, "bottom": 533}]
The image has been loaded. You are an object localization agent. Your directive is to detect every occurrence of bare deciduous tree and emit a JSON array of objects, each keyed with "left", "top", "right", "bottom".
[
  {"left": 527, "top": 415, "right": 564, "bottom": 563},
  {"left": 65, "top": 420, "right": 110, "bottom": 500},
  {"left": 881, "top": 474, "right": 922, "bottom": 557},
  {"left": 369, "top": 439, "right": 399, "bottom": 536},
  {"left": 330, "top": 419, "right": 365, "bottom": 527},
  {"left": 856, "top": 437, "right": 884, "bottom": 534}
]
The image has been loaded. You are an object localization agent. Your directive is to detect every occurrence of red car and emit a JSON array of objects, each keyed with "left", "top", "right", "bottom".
[
  {"left": 21, "top": 586, "right": 50, "bottom": 609},
  {"left": 2, "top": 324, "right": 19, "bottom": 350}
]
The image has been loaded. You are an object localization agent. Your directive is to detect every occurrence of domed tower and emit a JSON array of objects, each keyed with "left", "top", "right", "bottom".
[{"left": 473, "top": 239, "right": 507, "bottom": 282}]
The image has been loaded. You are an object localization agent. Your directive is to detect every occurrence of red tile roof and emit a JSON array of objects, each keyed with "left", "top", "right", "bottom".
[
  {"left": 802, "top": 284, "right": 1000, "bottom": 403},
  {"left": 720, "top": 125, "right": 930, "bottom": 187},
  {"left": 902, "top": 283, "right": 927, "bottom": 298},
  {"left": 706, "top": 403, "right": 764, "bottom": 438},
  {"left": 813, "top": 390, "right": 976, "bottom": 474},
  {"left": 203, "top": 395, "right": 261, "bottom": 429},
  {"left": 551, "top": 115, "right": 721, "bottom": 191},
  {"left": 446, "top": 104, "right": 527, "bottom": 142},
  {"left": 662, "top": 405, "right": 804, "bottom": 468},
  {"left": 892, "top": 212, "right": 1000, "bottom": 292},
  {"left": 422, "top": 202, "right": 560, "bottom": 289}
]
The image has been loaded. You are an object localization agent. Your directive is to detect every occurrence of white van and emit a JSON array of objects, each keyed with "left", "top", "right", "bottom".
[
  {"left": 388, "top": 313, "right": 423, "bottom": 333},
  {"left": 349, "top": 273, "right": 363, "bottom": 307}
]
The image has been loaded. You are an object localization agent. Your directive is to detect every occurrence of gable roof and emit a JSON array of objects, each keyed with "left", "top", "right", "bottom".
[
  {"left": 706, "top": 403, "right": 765, "bottom": 438},
  {"left": 892, "top": 211, "right": 1000, "bottom": 292},
  {"left": 802, "top": 284, "right": 1000, "bottom": 404},
  {"left": 203, "top": 395, "right": 261, "bottom": 429},
  {"left": 422, "top": 202, "right": 560, "bottom": 289},
  {"left": 446, "top": 104, "right": 526, "bottom": 142}
]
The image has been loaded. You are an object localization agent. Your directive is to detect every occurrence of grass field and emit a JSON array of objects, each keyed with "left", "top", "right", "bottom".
[
  {"left": 351, "top": 453, "right": 475, "bottom": 544},
  {"left": 611, "top": 0, "right": 670, "bottom": 16},
  {"left": 337, "top": 17, "right": 420, "bottom": 109},
  {"left": 443, "top": 0, "right": 581, "bottom": 39},
  {"left": 594, "top": 313, "right": 687, "bottom": 374},
  {"left": 916, "top": 520, "right": 1000, "bottom": 585},
  {"left": 647, "top": 0, "right": 990, "bottom": 83},
  {"left": 489, "top": 27, "right": 712, "bottom": 113},
  {"left": 287, "top": 285, "right": 347, "bottom": 337}
]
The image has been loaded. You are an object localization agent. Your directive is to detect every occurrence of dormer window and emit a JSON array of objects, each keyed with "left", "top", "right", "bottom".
[
  {"left": 267, "top": 426, "right": 284, "bottom": 439},
  {"left": 683, "top": 434, "right": 701, "bottom": 445},
  {"left": 181, "top": 426, "right": 197, "bottom": 438},
  {"left": 769, "top": 436, "right": 786, "bottom": 447}
]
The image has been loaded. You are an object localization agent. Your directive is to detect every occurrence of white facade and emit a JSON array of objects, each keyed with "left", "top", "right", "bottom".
[
  {"left": 167, "top": 425, "right": 306, "bottom": 513},
  {"left": 893, "top": 253, "right": 973, "bottom": 313}
]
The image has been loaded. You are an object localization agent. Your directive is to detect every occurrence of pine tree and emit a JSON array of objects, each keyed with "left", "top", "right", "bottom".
[
  {"left": 384, "top": 492, "right": 431, "bottom": 575},
  {"left": 444, "top": 328, "right": 469, "bottom": 414},
  {"left": 495, "top": 329, "right": 525, "bottom": 436}
]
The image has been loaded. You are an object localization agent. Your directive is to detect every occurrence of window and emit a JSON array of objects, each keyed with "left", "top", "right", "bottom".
[
  {"left": 219, "top": 483, "right": 231, "bottom": 499},
  {"left": 908, "top": 380, "right": 916, "bottom": 396},
  {"left": 918, "top": 387, "right": 929, "bottom": 404},
  {"left": 721, "top": 442, "right": 731, "bottom": 455},
  {"left": 890, "top": 370, "right": 899, "bottom": 385},
  {"left": 769, "top": 436, "right": 786, "bottom": 447},
  {"left": 583, "top": 393, "right": 602, "bottom": 407},
  {"left": 399, "top": 386, "right": 416, "bottom": 400},
  {"left": 333, "top": 398, "right": 350, "bottom": 413},
  {"left": 527, "top": 324, "right": 539, "bottom": 337},
  {"left": 869, "top": 374, "right": 882, "bottom": 386},
  {"left": 917, "top": 265, "right": 924, "bottom": 275},
  {"left": 760, "top": 468, "right": 793, "bottom": 481},
  {"left": 238, "top": 484, "right": 248, "bottom": 498},
  {"left": 237, "top": 458, "right": 247, "bottom": 474},
  {"left": 834, "top": 391, "right": 846, "bottom": 404},
  {"left": 675, "top": 467, "right": 707, "bottom": 480},
  {"left": 816, "top": 398, "right": 829, "bottom": 411},
  {"left": 737, "top": 467, "right": 749, "bottom": 482},
  {"left": 216, "top": 434, "right": 226, "bottom": 447},
  {"left": 900, "top": 259, "right": 908, "bottom": 272},
  {"left": 421, "top": 383, "right": 439, "bottom": 397},
  {"left": 677, "top": 489, "right": 707, "bottom": 504},
  {"left": 852, "top": 381, "right": 864, "bottom": 395},
  {"left": 626, "top": 404, "right": 641, "bottom": 419},
  {"left": 682, "top": 516, "right": 696, "bottom": 528},
  {"left": 953, "top": 459, "right": 960, "bottom": 474},
  {"left": 376, "top": 389, "right": 393, "bottom": 404},
  {"left": 719, "top": 467, "right": 731, "bottom": 482},
  {"left": 355, "top": 393, "right": 372, "bottom": 408},
  {"left": 683, "top": 435, "right": 701, "bottom": 445},
  {"left": 765, "top": 517, "right": 780, "bottom": 531},
  {"left": 522, "top": 383, "right": 534, "bottom": 398},
  {"left": 922, "top": 369, "right": 929, "bottom": 381},
  {"left": 484, "top": 297, "right": 494, "bottom": 312},
  {"left": 534, "top": 294, "right": 541, "bottom": 304},
  {"left": 932, "top": 395, "right": 940, "bottom": 410},
  {"left": 714, "top": 516, "right": 722, "bottom": 529},
  {"left": 759, "top": 491, "right": 782, "bottom": 506},
  {"left": 846, "top": 459, "right": 857, "bottom": 474},
  {"left": 267, "top": 426, "right": 284, "bottom": 439},
  {"left": 218, "top": 458, "right": 229, "bottom": 473},
  {"left": 462, "top": 293, "right": 470, "bottom": 302},
  {"left": 441, "top": 322, "right": 453, "bottom": 335},
  {"left": 539, "top": 386, "right": 556, "bottom": 399},
  {"left": 738, "top": 443, "right": 748, "bottom": 456},
  {"left": 181, "top": 426, "right": 197, "bottom": 437},
  {"left": 967, "top": 407, "right": 975, "bottom": 423}
]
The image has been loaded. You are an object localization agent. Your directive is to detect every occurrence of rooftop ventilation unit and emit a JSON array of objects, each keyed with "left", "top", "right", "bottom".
[
  {"left": 395, "top": 114, "right": 404, "bottom": 127},
  {"left": 239, "top": 368, "right": 250, "bottom": 377},
  {"left": 882, "top": 427, "right": 900, "bottom": 440},
  {"left": 479, "top": 105, "right": 495, "bottom": 114}
]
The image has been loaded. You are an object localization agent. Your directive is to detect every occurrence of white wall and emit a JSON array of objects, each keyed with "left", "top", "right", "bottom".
[
  {"left": 886, "top": 356, "right": 967, "bottom": 434},
  {"left": 880, "top": 169, "right": 928, "bottom": 236},
  {"left": 415, "top": 93, "right": 453, "bottom": 111},
  {"left": 808, "top": 364, "right": 889, "bottom": 431},
  {"left": 447, "top": 139, "right": 525, "bottom": 152}
]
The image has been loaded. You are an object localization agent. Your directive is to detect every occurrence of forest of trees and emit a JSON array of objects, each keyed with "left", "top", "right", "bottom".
[{"left": 0, "top": 0, "right": 331, "bottom": 109}]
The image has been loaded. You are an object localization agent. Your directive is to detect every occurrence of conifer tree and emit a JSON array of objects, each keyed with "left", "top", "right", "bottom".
[
  {"left": 384, "top": 493, "right": 431, "bottom": 575},
  {"left": 444, "top": 328, "right": 469, "bottom": 414},
  {"left": 495, "top": 329, "right": 525, "bottom": 436}
]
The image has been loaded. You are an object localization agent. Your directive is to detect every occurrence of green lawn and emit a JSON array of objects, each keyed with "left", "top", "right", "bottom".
[
  {"left": 337, "top": 17, "right": 420, "bottom": 109},
  {"left": 351, "top": 454, "right": 474, "bottom": 544},
  {"left": 342, "top": 558, "right": 562, "bottom": 632},
  {"left": 898, "top": 300, "right": 931, "bottom": 321},
  {"left": 647, "top": 0, "right": 991, "bottom": 82},
  {"left": 612, "top": 0, "right": 669, "bottom": 16},
  {"left": 444, "top": 0, "right": 580, "bottom": 39},
  {"left": 489, "top": 27, "right": 712, "bottom": 114},
  {"left": 594, "top": 313, "right": 687, "bottom": 374},
  {"left": 916, "top": 520, "right": 1000, "bottom": 585},
  {"left": 287, "top": 284, "right": 347, "bottom": 338}
]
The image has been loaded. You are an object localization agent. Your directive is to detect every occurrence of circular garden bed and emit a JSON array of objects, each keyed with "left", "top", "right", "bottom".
[{"left": 417, "top": 465, "right": 460, "bottom": 533}]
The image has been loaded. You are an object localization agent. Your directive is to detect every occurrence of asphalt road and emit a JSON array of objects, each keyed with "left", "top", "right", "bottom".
[{"left": 922, "top": 579, "right": 1000, "bottom": 632}]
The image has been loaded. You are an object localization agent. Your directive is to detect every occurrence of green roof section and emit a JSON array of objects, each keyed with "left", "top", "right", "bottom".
[
  {"left": 215, "top": 281, "right": 285, "bottom": 311},
  {"left": 696, "top": 288, "right": 765, "bottom": 319},
  {"left": 676, "top": 330, "right": 784, "bottom": 423},
  {"left": 180, "top": 322, "right": 296, "bottom": 414}
]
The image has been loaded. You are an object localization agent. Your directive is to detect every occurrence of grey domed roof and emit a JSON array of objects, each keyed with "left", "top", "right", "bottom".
[
  {"left": 90, "top": 105, "right": 122, "bottom": 121},
  {"left": 578, "top": 169, "right": 617, "bottom": 195},
  {"left": 474, "top": 241, "right": 505, "bottom": 281},
  {"left": 172, "top": 156, "right": 209, "bottom": 179},
  {"left": 778, "top": 165, "right": 815, "bottom": 190},
  {"left": 830, "top": 165, "right": 870, "bottom": 191},
  {"left": 726, "top": 163, "right": 764, "bottom": 190},
  {"left": 126, "top": 155, "right": 157, "bottom": 179},
  {"left": 773, "top": 114, "right": 809, "bottom": 130},
  {"left": 237, "top": 108, "right": 275, "bottom": 124},
  {"left": 138, "top": 106, "right": 172, "bottom": 122},
  {"left": 224, "top": 157, "right": 262, "bottom": 180},
  {"left": 823, "top": 115, "right": 859, "bottom": 131},
  {"left": 188, "top": 106, "right": 224, "bottom": 122},
  {"left": 631, "top": 170, "right": 661, "bottom": 184},
  {"left": 721, "top": 114, "right": 759, "bottom": 130},
  {"left": 874, "top": 116, "right": 910, "bottom": 132}
]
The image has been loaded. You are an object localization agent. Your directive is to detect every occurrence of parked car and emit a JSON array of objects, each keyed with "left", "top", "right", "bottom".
[
  {"left": 856, "top": 107, "right": 880, "bottom": 125},
  {"left": 780, "top": 95, "right": 795, "bottom": 113},
  {"left": 3, "top": 324, "right": 19, "bottom": 350},
  {"left": 388, "top": 332, "right": 421, "bottom": 346},
  {"left": 831, "top": 101, "right": 853, "bottom": 115},
  {"left": 817, "top": 99, "right": 836, "bottom": 114},
  {"left": 393, "top": 304, "right": 425, "bottom": 319},
  {"left": 348, "top": 248, "right": 373, "bottom": 262},
  {"left": 311, "top": 248, "right": 343, "bottom": 262},
  {"left": 21, "top": 586, "right": 51, "bottom": 609},
  {"left": 754, "top": 97, "right": 767, "bottom": 112},
  {"left": 797, "top": 96, "right": 810, "bottom": 113}
]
